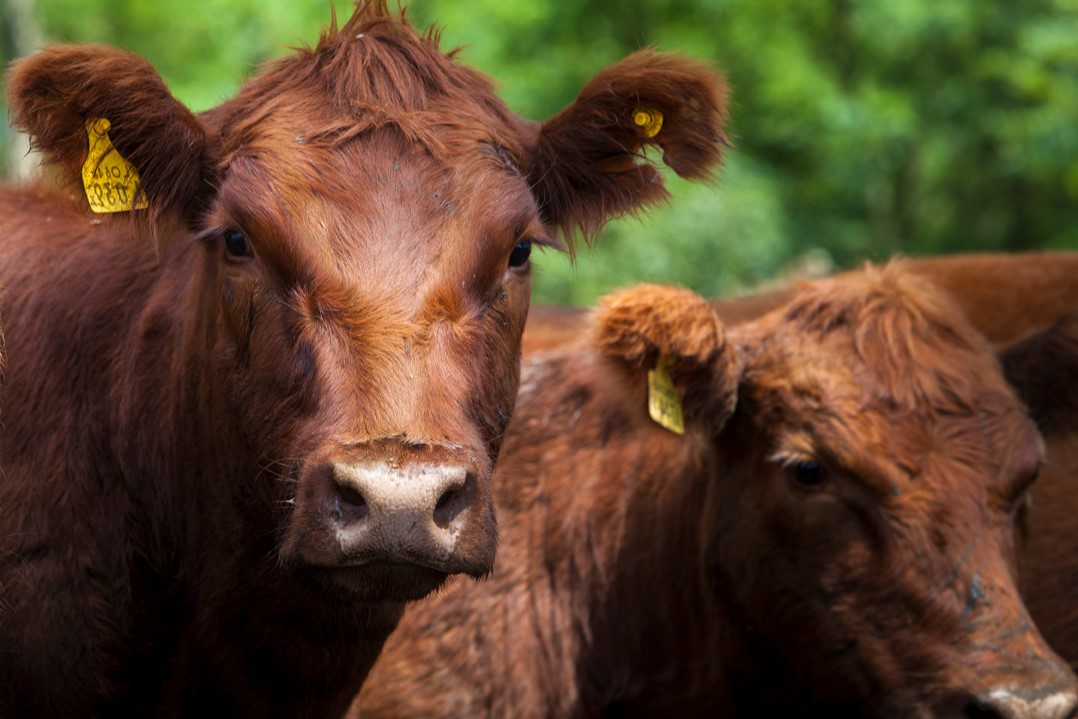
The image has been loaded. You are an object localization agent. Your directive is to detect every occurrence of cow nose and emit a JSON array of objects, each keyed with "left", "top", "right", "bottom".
[
  {"left": 329, "top": 460, "right": 476, "bottom": 564},
  {"left": 962, "top": 687, "right": 1078, "bottom": 719}
]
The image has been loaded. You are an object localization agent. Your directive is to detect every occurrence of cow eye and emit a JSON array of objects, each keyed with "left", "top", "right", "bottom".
[
  {"left": 787, "top": 460, "right": 827, "bottom": 490},
  {"left": 224, "top": 229, "right": 252, "bottom": 258},
  {"left": 508, "top": 240, "right": 531, "bottom": 268}
]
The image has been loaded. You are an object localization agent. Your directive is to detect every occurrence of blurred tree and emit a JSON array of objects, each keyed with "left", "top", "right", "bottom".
[
  {"left": 1, "top": 0, "right": 41, "bottom": 177},
  {"left": 2, "top": 0, "right": 1075, "bottom": 304}
]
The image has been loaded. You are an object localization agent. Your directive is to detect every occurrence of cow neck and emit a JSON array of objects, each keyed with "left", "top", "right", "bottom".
[{"left": 506, "top": 353, "right": 730, "bottom": 713}]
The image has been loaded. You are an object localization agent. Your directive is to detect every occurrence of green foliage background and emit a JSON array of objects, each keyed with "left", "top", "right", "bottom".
[{"left": 2, "top": 0, "right": 1076, "bottom": 305}]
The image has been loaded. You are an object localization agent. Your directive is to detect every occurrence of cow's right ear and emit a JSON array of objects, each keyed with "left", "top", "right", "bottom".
[
  {"left": 523, "top": 51, "right": 729, "bottom": 248},
  {"left": 999, "top": 310, "right": 1078, "bottom": 438},
  {"left": 592, "top": 284, "right": 739, "bottom": 436},
  {"left": 6, "top": 44, "right": 219, "bottom": 224}
]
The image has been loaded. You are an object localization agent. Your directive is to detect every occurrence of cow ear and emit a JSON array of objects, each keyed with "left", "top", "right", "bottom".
[
  {"left": 525, "top": 50, "right": 729, "bottom": 247},
  {"left": 999, "top": 310, "right": 1078, "bottom": 438},
  {"left": 6, "top": 44, "right": 219, "bottom": 224},
  {"left": 592, "top": 284, "right": 739, "bottom": 435}
]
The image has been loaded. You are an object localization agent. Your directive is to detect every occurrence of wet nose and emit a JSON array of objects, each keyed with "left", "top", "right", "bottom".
[
  {"left": 329, "top": 460, "right": 477, "bottom": 565},
  {"left": 961, "top": 686, "right": 1078, "bottom": 719}
]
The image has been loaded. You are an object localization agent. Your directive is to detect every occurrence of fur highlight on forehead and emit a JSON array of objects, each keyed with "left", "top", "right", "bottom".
[
  {"left": 206, "top": 1, "right": 524, "bottom": 165},
  {"left": 748, "top": 261, "right": 1004, "bottom": 414}
]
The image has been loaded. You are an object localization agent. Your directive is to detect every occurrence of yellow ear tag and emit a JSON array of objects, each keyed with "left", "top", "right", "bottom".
[
  {"left": 648, "top": 357, "right": 684, "bottom": 435},
  {"left": 82, "top": 118, "right": 148, "bottom": 213},
  {"left": 633, "top": 107, "right": 664, "bottom": 138}
]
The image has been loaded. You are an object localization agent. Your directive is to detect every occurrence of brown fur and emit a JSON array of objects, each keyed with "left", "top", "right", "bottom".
[
  {"left": 355, "top": 267, "right": 1075, "bottom": 718},
  {"left": 1000, "top": 313, "right": 1078, "bottom": 665},
  {"left": 0, "top": 3, "right": 728, "bottom": 716}
]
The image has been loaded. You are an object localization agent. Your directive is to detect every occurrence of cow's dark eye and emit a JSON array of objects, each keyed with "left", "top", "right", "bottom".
[
  {"left": 508, "top": 240, "right": 531, "bottom": 268},
  {"left": 224, "top": 230, "right": 252, "bottom": 258},
  {"left": 787, "top": 460, "right": 827, "bottom": 489}
]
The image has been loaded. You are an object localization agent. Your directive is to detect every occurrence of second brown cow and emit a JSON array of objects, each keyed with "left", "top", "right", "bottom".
[{"left": 356, "top": 270, "right": 1077, "bottom": 718}]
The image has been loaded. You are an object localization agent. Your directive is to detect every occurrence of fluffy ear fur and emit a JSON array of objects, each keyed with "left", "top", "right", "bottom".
[
  {"left": 526, "top": 50, "right": 730, "bottom": 245},
  {"left": 592, "top": 284, "right": 739, "bottom": 435},
  {"left": 1000, "top": 310, "right": 1078, "bottom": 438},
  {"left": 6, "top": 44, "right": 219, "bottom": 224}
]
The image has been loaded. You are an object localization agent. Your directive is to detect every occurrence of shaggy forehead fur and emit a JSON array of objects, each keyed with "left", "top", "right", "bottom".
[
  {"left": 736, "top": 262, "right": 1041, "bottom": 487},
  {"left": 206, "top": 2, "right": 525, "bottom": 170},
  {"left": 741, "top": 262, "right": 1013, "bottom": 412}
]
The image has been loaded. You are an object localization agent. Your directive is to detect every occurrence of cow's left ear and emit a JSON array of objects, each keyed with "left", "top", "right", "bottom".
[
  {"left": 523, "top": 50, "right": 729, "bottom": 246},
  {"left": 592, "top": 284, "right": 739, "bottom": 436},
  {"left": 6, "top": 44, "right": 220, "bottom": 225},
  {"left": 999, "top": 310, "right": 1078, "bottom": 438}
]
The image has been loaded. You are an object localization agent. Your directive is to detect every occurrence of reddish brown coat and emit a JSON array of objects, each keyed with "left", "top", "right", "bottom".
[
  {"left": 0, "top": 3, "right": 729, "bottom": 716},
  {"left": 524, "top": 251, "right": 1078, "bottom": 667},
  {"left": 355, "top": 270, "right": 1076, "bottom": 718}
]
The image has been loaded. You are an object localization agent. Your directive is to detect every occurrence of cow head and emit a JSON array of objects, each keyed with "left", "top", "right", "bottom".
[
  {"left": 5, "top": 2, "right": 728, "bottom": 601},
  {"left": 589, "top": 273, "right": 1078, "bottom": 717},
  {"left": 695, "top": 265, "right": 1077, "bottom": 717}
]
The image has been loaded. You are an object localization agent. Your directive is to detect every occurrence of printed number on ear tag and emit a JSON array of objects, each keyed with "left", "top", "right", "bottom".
[
  {"left": 82, "top": 118, "right": 148, "bottom": 214},
  {"left": 648, "top": 358, "right": 684, "bottom": 435}
]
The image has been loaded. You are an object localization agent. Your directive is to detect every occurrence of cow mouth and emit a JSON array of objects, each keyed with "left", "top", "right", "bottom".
[{"left": 327, "top": 562, "right": 449, "bottom": 601}]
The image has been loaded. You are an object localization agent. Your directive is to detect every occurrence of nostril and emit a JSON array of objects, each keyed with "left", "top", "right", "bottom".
[
  {"left": 434, "top": 488, "right": 458, "bottom": 513},
  {"left": 335, "top": 481, "right": 368, "bottom": 521},
  {"left": 965, "top": 701, "right": 1006, "bottom": 719},
  {"left": 432, "top": 473, "right": 474, "bottom": 527}
]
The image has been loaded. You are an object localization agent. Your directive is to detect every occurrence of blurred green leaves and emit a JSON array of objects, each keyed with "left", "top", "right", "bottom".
[{"left": 2, "top": 0, "right": 1076, "bottom": 304}]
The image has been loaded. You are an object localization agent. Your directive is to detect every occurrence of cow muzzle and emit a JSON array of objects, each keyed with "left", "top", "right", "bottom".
[
  {"left": 285, "top": 446, "right": 497, "bottom": 598},
  {"left": 330, "top": 460, "right": 475, "bottom": 564},
  {"left": 932, "top": 627, "right": 1078, "bottom": 719}
]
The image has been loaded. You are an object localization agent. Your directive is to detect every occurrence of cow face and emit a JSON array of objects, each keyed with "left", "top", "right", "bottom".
[
  {"left": 6, "top": 4, "right": 728, "bottom": 601},
  {"left": 198, "top": 135, "right": 539, "bottom": 600},
  {"left": 703, "top": 267, "right": 1077, "bottom": 717}
]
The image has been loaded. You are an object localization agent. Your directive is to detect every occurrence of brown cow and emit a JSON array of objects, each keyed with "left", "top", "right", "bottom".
[
  {"left": 525, "top": 250, "right": 1078, "bottom": 669},
  {"left": 355, "top": 271, "right": 1077, "bottom": 718},
  {"left": 0, "top": 3, "right": 728, "bottom": 716}
]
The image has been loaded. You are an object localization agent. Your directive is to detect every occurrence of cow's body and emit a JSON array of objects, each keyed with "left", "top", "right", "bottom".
[
  {"left": 0, "top": 3, "right": 729, "bottom": 715},
  {"left": 355, "top": 272, "right": 1077, "bottom": 718}
]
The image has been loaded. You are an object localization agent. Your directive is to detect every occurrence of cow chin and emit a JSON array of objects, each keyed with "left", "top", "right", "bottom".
[
  {"left": 327, "top": 564, "right": 451, "bottom": 602},
  {"left": 280, "top": 501, "right": 498, "bottom": 602},
  {"left": 282, "top": 539, "right": 495, "bottom": 602}
]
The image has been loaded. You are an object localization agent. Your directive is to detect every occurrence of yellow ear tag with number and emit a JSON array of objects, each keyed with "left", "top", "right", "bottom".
[
  {"left": 82, "top": 118, "right": 148, "bottom": 213},
  {"left": 633, "top": 107, "right": 664, "bottom": 138},
  {"left": 648, "top": 357, "right": 684, "bottom": 435}
]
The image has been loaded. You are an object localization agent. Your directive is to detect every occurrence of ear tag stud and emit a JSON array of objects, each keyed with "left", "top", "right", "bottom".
[
  {"left": 648, "top": 357, "right": 684, "bottom": 435},
  {"left": 82, "top": 118, "right": 148, "bottom": 213},
  {"left": 633, "top": 107, "right": 664, "bottom": 138}
]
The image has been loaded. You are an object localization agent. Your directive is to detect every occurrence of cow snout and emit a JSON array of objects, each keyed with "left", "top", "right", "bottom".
[
  {"left": 283, "top": 445, "right": 498, "bottom": 599},
  {"left": 328, "top": 460, "right": 479, "bottom": 567},
  {"left": 959, "top": 685, "right": 1077, "bottom": 719}
]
